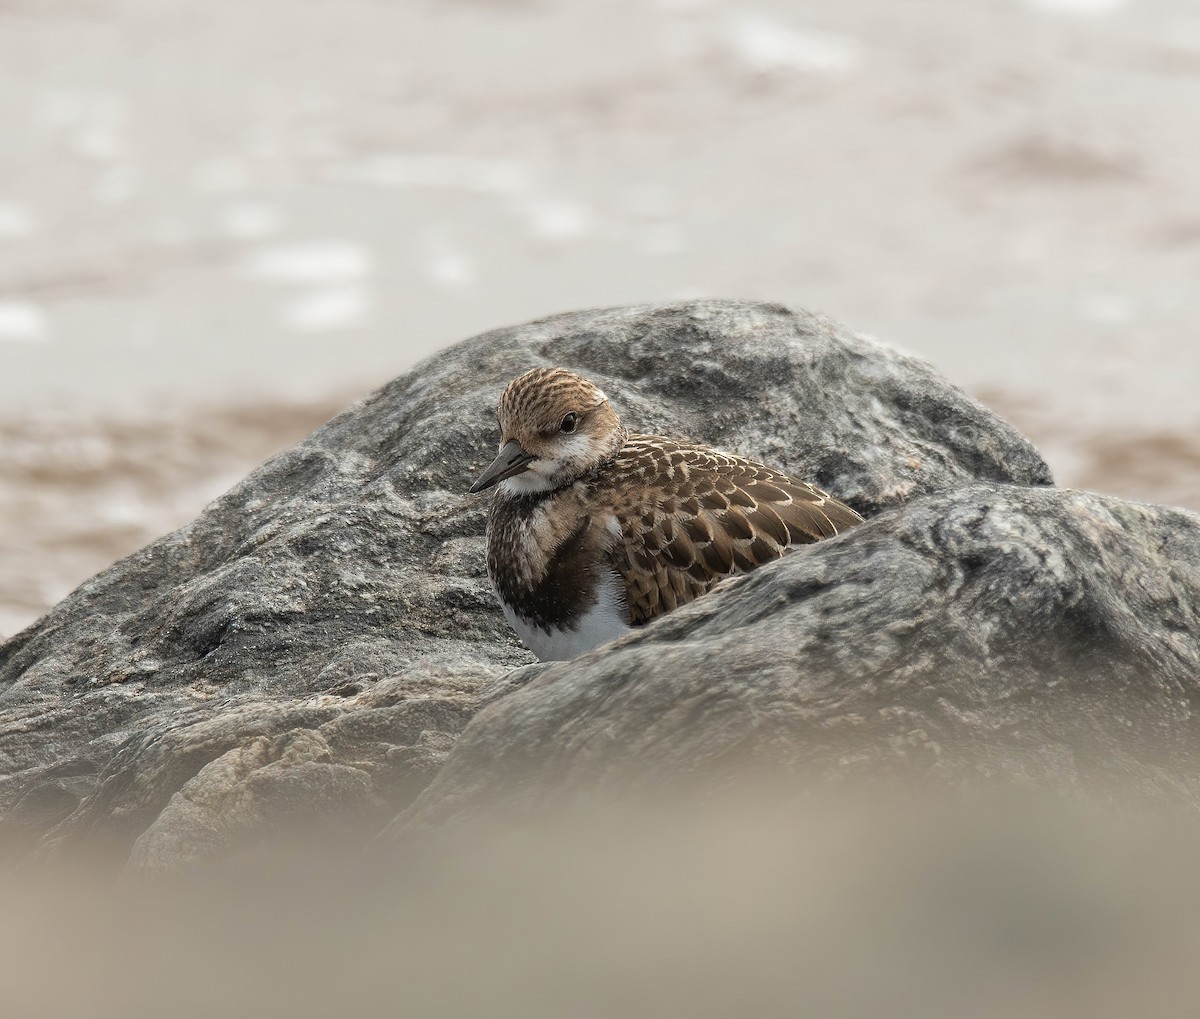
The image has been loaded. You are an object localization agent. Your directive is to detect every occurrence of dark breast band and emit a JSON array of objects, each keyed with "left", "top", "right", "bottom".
[{"left": 486, "top": 494, "right": 608, "bottom": 634}]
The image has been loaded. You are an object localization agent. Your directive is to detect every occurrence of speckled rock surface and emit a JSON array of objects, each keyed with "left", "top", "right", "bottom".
[
  {"left": 403, "top": 484, "right": 1200, "bottom": 828},
  {"left": 0, "top": 300, "right": 1053, "bottom": 866}
]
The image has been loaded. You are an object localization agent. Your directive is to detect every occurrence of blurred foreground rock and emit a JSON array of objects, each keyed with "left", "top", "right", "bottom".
[{"left": 6, "top": 298, "right": 1160, "bottom": 869}]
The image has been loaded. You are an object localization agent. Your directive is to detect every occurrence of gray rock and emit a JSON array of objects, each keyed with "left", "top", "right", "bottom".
[
  {"left": 404, "top": 483, "right": 1200, "bottom": 827},
  {"left": 0, "top": 300, "right": 1052, "bottom": 866}
]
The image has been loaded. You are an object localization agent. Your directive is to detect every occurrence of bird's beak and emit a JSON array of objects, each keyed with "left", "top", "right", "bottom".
[{"left": 469, "top": 439, "right": 535, "bottom": 493}]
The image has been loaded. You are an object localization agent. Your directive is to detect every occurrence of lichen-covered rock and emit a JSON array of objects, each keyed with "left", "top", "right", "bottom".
[
  {"left": 403, "top": 484, "right": 1200, "bottom": 828},
  {"left": 0, "top": 300, "right": 1053, "bottom": 866}
]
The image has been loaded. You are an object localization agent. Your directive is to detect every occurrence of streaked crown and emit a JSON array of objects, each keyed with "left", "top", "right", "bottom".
[{"left": 498, "top": 367, "right": 608, "bottom": 436}]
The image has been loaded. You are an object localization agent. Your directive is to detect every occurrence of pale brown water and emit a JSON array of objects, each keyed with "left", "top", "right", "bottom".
[
  {"left": 0, "top": 396, "right": 350, "bottom": 637},
  {"left": 2, "top": 0, "right": 1198, "bottom": 636}
]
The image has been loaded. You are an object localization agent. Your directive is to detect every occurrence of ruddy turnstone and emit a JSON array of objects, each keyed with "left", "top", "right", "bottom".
[{"left": 470, "top": 367, "right": 863, "bottom": 661}]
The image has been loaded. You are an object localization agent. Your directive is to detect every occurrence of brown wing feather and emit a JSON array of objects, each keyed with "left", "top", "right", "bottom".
[{"left": 603, "top": 436, "right": 863, "bottom": 626}]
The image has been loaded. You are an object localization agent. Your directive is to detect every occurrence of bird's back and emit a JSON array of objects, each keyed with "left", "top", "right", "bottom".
[{"left": 591, "top": 435, "right": 862, "bottom": 625}]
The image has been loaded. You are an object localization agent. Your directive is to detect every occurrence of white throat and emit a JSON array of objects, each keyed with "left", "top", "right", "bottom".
[
  {"left": 496, "top": 433, "right": 600, "bottom": 496},
  {"left": 498, "top": 472, "right": 561, "bottom": 496}
]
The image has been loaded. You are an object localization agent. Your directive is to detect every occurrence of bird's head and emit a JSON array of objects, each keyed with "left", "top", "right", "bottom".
[{"left": 470, "top": 367, "right": 626, "bottom": 495}]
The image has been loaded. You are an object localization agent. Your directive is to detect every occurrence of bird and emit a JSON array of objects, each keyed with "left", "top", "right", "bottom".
[{"left": 469, "top": 367, "right": 863, "bottom": 661}]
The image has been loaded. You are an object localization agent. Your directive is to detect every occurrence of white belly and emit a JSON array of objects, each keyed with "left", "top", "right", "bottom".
[{"left": 501, "top": 572, "right": 632, "bottom": 662}]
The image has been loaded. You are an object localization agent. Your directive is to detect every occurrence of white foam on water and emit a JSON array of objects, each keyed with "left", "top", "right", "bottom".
[
  {"left": 220, "top": 203, "right": 283, "bottom": 240},
  {"left": 427, "top": 252, "right": 475, "bottom": 286},
  {"left": 624, "top": 184, "right": 676, "bottom": 220},
  {"left": 641, "top": 223, "right": 684, "bottom": 256},
  {"left": 725, "top": 14, "right": 861, "bottom": 74},
  {"left": 0, "top": 301, "right": 49, "bottom": 342},
  {"left": 1079, "top": 293, "right": 1136, "bottom": 325},
  {"left": 1021, "top": 0, "right": 1126, "bottom": 14},
  {"left": 40, "top": 91, "right": 124, "bottom": 130},
  {"left": 528, "top": 200, "right": 593, "bottom": 243},
  {"left": 330, "top": 154, "right": 531, "bottom": 194},
  {"left": 194, "top": 158, "right": 251, "bottom": 194},
  {"left": 151, "top": 218, "right": 196, "bottom": 248},
  {"left": 0, "top": 202, "right": 36, "bottom": 238},
  {"left": 94, "top": 164, "right": 141, "bottom": 205},
  {"left": 38, "top": 92, "right": 89, "bottom": 131},
  {"left": 1160, "top": 18, "right": 1200, "bottom": 52},
  {"left": 241, "top": 241, "right": 373, "bottom": 284},
  {"left": 282, "top": 286, "right": 371, "bottom": 332},
  {"left": 97, "top": 491, "right": 151, "bottom": 528},
  {"left": 72, "top": 124, "right": 123, "bottom": 161},
  {"left": 660, "top": 20, "right": 706, "bottom": 59}
]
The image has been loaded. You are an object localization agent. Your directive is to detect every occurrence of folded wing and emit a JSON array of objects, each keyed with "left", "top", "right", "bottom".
[{"left": 607, "top": 437, "right": 862, "bottom": 625}]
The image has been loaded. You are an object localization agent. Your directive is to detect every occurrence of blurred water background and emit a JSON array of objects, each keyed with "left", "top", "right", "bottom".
[{"left": 1, "top": 0, "right": 1198, "bottom": 636}]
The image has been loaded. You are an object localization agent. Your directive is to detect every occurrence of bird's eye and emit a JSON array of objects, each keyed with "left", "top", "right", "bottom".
[{"left": 560, "top": 412, "right": 579, "bottom": 433}]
